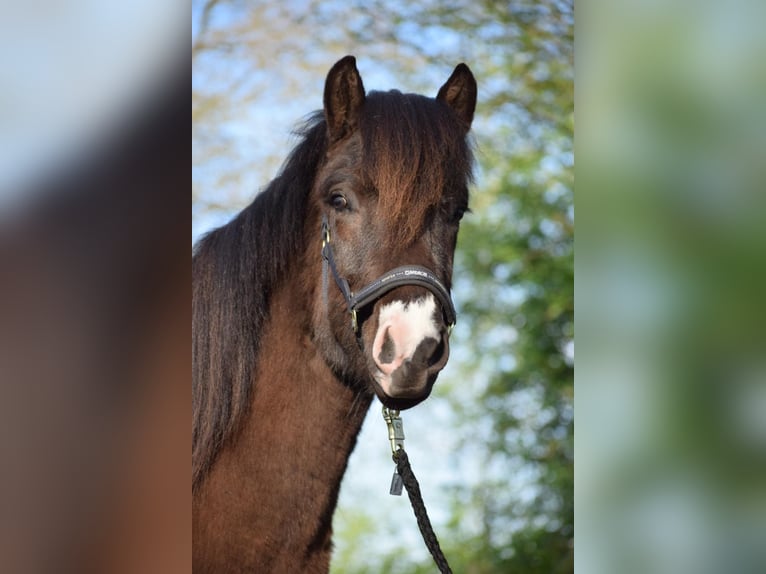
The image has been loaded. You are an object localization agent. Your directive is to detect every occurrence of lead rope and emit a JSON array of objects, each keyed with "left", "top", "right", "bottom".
[{"left": 383, "top": 408, "right": 454, "bottom": 574}]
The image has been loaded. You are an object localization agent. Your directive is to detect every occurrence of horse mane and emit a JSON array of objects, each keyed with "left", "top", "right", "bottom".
[
  {"left": 192, "top": 90, "right": 473, "bottom": 490},
  {"left": 192, "top": 113, "right": 327, "bottom": 490}
]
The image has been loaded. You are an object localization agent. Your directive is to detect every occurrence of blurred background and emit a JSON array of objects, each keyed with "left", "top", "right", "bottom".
[
  {"left": 193, "top": 1, "right": 573, "bottom": 572},
  {"left": 1, "top": 1, "right": 189, "bottom": 573},
  {"left": 578, "top": 1, "right": 766, "bottom": 573}
]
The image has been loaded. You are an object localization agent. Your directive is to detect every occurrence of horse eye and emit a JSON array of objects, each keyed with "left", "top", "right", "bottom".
[
  {"left": 330, "top": 193, "right": 348, "bottom": 210},
  {"left": 452, "top": 206, "right": 468, "bottom": 223}
]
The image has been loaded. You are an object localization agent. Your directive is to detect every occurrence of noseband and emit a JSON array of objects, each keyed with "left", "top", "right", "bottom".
[{"left": 321, "top": 215, "right": 456, "bottom": 340}]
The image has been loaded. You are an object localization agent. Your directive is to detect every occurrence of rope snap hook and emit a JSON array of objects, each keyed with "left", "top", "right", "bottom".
[{"left": 382, "top": 406, "right": 404, "bottom": 456}]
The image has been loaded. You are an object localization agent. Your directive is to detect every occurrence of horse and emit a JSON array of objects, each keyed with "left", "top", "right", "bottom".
[{"left": 192, "top": 55, "right": 476, "bottom": 573}]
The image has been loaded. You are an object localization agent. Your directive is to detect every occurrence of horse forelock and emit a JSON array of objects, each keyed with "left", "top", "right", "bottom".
[{"left": 360, "top": 91, "right": 474, "bottom": 246}]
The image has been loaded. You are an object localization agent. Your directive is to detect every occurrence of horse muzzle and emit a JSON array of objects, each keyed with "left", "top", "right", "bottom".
[{"left": 368, "top": 292, "right": 452, "bottom": 410}]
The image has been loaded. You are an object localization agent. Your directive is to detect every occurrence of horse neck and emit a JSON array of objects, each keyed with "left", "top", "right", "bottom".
[{"left": 193, "top": 265, "right": 373, "bottom": 573}]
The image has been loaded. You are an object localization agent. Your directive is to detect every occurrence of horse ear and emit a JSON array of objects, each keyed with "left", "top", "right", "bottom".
[
  {"left": 324, "top": 55, "right": 366, "bottom": 145},
  {"left": 436, "top": 63, "right": 477, "bottom": 132}
]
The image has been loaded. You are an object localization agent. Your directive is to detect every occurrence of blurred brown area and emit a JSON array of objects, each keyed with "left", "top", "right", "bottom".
[{"left": 0, "top": 56, "right": 190, "bottom": 573}]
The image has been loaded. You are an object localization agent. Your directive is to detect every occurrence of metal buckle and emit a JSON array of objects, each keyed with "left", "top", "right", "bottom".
[{"left": 322, "top": 224, "right": 330, "bottom": 249}]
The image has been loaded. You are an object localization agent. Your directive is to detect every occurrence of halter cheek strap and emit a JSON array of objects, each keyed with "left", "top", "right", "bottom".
[{"left": 321, "top": 215, "right": 457, "bottom": 338}]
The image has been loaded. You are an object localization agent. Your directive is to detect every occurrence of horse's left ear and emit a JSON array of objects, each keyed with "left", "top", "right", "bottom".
[
  {"left": 324, "top": 55, "right": 366, "bottom": 145},
  {"left": 437, "top": 63, "right": 477, "bottom": 132}
]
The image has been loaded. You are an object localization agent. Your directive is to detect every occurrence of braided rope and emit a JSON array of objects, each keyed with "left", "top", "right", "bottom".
[{"left": 394, "top": 449, "right": 453, "bottom": 574}]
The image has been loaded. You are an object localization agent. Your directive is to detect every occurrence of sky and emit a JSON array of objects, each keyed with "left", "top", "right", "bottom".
[{"left": 0, "top": 0, "right": 185, "bottom": 209}]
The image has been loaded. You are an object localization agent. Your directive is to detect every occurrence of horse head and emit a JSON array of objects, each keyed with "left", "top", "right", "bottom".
[{"left": 309, "top": 56, "right": 476, "bottom": 410}]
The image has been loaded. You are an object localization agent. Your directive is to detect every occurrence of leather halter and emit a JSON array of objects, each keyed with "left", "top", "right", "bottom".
[{"left": 321, "top": 215, "right": 456, "bottom": 339}]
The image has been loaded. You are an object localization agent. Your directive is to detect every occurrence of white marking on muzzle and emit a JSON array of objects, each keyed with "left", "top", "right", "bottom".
[{"left": 372, "top": 294, "right": 440, "bottom": 395}]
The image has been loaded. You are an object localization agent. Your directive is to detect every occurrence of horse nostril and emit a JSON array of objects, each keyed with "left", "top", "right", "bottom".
[
  {"left": 410, "top": 336, "right": 441, "bottom": 369},
  {"left": 427, "top": 337, "right": 446, "bottom": 368},
  {"left": 378, "top": 327, "right": 396, "bottom": 365},
  {"left": 374, "top": 327, "right": 403, "bottom": 376},
  {"left": 424, "top": 333, "right": 450, "bottom": 375}
]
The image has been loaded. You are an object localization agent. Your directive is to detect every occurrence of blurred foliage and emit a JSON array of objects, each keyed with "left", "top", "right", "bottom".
[
  {"left": 439, "top": 2, "right": 574, "bottom": 571},
  {"left": 193, "top": 1, "right": 573, "bottom": 572},
  {"left": 578, "top": 2, "right": 766, "bottom": 573}
]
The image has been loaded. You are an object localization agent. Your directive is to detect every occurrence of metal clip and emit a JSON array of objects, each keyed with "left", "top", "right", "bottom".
[
  {"left": 322, "top": 225, "right": 331, "bottom": 249},
  {"left": 382, "top": 406, "right": 405, "bottom": 456}
]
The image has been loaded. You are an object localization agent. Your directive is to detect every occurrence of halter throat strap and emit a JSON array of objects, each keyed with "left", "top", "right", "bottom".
[{"left": 321, "top": 215, "right": 457, "bottom": 335}]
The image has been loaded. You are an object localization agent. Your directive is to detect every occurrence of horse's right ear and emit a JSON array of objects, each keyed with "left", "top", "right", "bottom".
[{"left": 324, "top": 56, "right": 366, "bottom": 145}]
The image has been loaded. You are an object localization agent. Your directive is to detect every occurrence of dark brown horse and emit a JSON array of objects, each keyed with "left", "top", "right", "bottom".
[{"left": 192, "top": 56, "right": 476, "bottom": 573}]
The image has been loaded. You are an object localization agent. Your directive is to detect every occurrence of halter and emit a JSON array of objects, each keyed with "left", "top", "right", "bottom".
[{"left": 320, "top": 215, "right": 456, "bottom": 340}]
